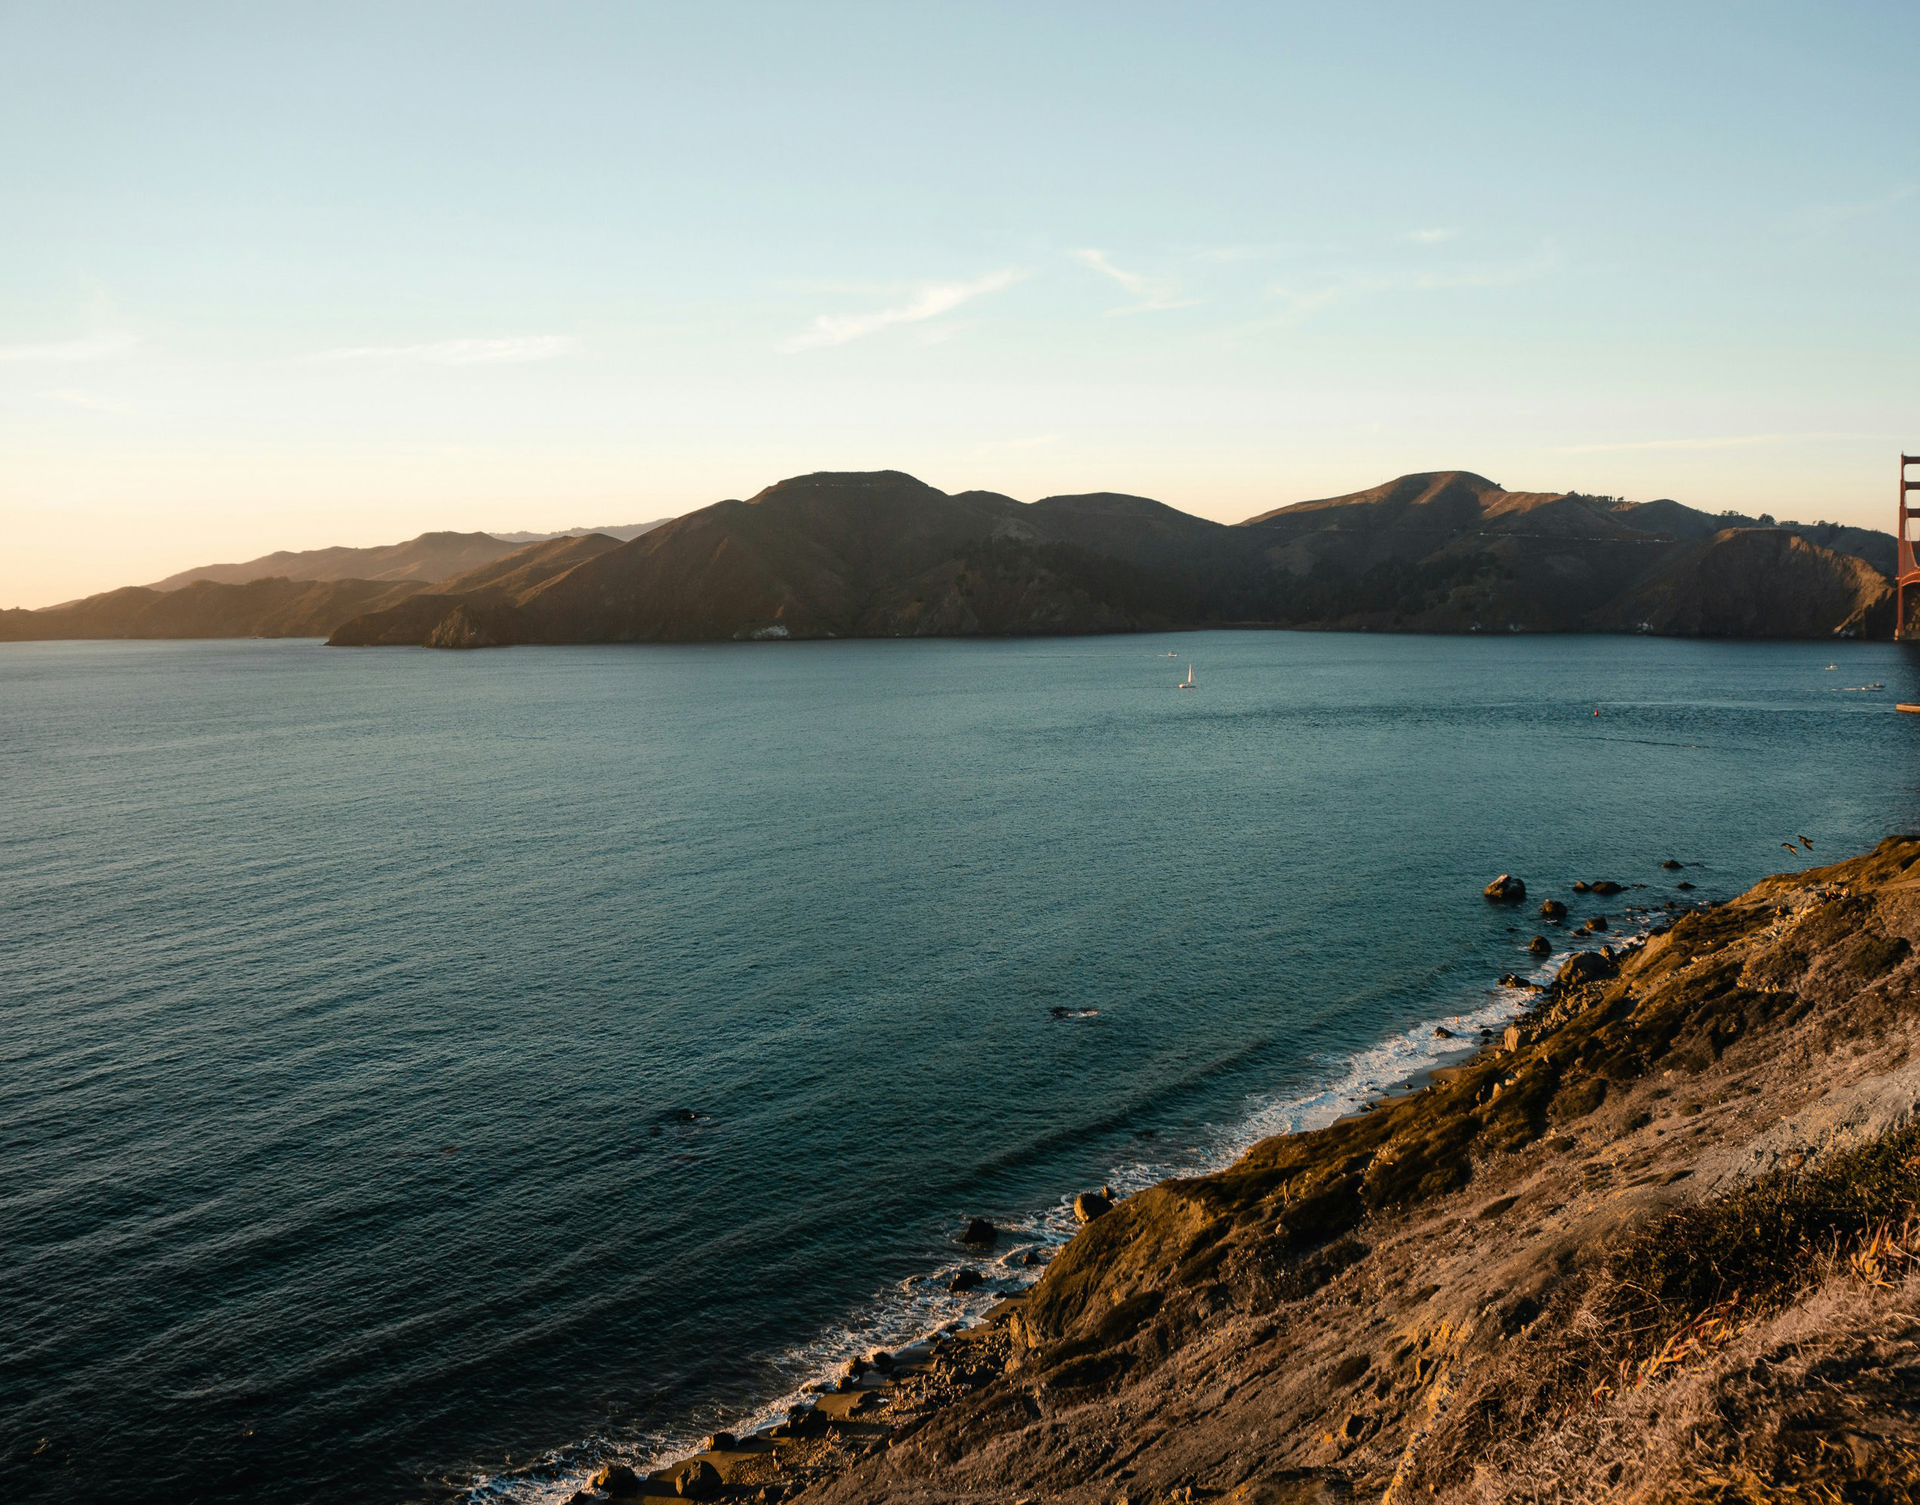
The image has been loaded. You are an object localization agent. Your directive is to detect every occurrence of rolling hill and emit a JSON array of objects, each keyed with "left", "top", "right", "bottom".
[
  {"left": 2, "top": 470, "right": 1897, "bottom": 646},
  {"left": 326, "top": 469, "right": 1899, "bottom": 648}
]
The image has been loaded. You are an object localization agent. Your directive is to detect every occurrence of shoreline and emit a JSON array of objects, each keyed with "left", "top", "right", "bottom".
[
  {"left": 505, "top": 880, "right": 1708, "bottom": 1504},
  {"left": 542, "top": 836, "right": 1920, "bottom": 1501}
]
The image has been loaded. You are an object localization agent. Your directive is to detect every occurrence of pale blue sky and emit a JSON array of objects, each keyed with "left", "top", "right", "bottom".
[{"left": 3, "top": 1, "right": 1917, "bottom": 605}]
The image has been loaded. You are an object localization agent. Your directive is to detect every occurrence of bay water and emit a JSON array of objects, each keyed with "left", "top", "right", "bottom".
[{"left": 4, "top": 632, "right": 1916, "bottom": 1503}]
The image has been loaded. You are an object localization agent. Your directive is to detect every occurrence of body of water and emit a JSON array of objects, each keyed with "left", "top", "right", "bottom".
[{"left": 4, "top": 631, "right": 1917, "bottom": 1503}]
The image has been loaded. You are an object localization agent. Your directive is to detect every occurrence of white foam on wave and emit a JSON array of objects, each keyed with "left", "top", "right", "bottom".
[{"left": 462, "top": 935, "right": 1651, "bottom": 1503}]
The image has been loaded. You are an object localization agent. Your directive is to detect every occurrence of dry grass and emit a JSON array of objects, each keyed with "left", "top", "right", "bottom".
[{"left": 1452, "top": 1119, "right": 1920, "bottom": 1505}]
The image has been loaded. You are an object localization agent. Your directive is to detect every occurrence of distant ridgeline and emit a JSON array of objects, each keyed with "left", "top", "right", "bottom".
[{"left": 1, "top": 472, "right": 1899, "bottom": 645}]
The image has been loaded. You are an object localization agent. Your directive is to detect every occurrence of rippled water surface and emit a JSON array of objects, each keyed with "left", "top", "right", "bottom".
[{"left": 4, "top": 633, "right": 1917, "bottom": 1503}]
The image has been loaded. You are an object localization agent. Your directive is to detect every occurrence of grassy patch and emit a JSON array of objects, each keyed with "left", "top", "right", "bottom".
[{"left": 1602, "top": 1117, "right": 1920, "bottom": 1372}]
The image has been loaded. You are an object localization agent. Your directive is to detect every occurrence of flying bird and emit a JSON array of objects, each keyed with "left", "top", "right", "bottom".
[
  {"left": 1782, "top": 842, "right": 1801, "bottom": 855},
  {"left": 1799, "top": 836, "right": 1813, "bottom": 850}
]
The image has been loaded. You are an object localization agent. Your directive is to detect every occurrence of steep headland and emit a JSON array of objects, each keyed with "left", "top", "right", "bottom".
[{"left": 619, "top": 838, "right": 1920, "bottom": 1503}]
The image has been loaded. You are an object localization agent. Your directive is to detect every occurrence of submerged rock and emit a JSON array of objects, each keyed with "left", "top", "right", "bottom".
[
  {"left": 1484, "top": 874, "right": 1527, "bottom": 902},
  {"left": 1662, "top": 858, "right": 1684, "bottom": 869},
  {"left": 1590, "top": 880, "right": 1624, "bottom": 895}
]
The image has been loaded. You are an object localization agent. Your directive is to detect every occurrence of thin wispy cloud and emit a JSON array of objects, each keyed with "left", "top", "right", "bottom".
[
  {"left": 976, "top": 433, "right": 1060, "bottom": 454},
  {"left": 1786, "top": 185, "right": 1913, "bottom": 235},
  {"left": 1405, "top": 227, "right": 1456, "bottom": 244},
  {"left": 777, "top": 269, "right": 1027, "bottom": 352},
  {"left": 40, "top": 388, "right": 131, "bottom": 415},
  {"left": 1068, "top": 248, "right": 1200, "bottom": 314},
  {"left": 0, "top": 331, "right": 138, "bottom": 363},
  {"left": 1267, "top": 240, "right": 1559, "bottom": 319},
  {"left": 1546, "top": 432, "right": 1857, "bottom": 456},
  {"left": 310, "top": 335, "right": 580, "bottom": 365}
]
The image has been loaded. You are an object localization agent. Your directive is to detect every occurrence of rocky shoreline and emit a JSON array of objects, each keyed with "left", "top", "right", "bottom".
[{"left": 573, "top": 837, "right": 1920, "bottom": 1502}]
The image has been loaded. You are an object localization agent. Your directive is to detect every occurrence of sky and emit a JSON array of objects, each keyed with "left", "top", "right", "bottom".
[{"left": 3, "top": 1, "right": 1918, "bottom": 608}]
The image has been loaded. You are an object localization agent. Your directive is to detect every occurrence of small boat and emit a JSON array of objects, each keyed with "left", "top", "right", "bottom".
[
  {"left": 1178, "top": 664, "right": 1196, "bottom": 690},
  {"left": 1900, "top": 704, "right": 1920, "bottom": 715},
  {"left": 1825, "top": 663, "right": 1838, "bottom": 670}
]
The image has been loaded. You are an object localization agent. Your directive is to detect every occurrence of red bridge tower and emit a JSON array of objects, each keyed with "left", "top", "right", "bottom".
[{"left": 1902, "top": 455, "right": 1920, "bottom": 641}]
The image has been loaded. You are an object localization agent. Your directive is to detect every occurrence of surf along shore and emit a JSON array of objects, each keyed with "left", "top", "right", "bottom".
[{"left": 578, "top": 837, "right": 1920, "bottom": 1504}]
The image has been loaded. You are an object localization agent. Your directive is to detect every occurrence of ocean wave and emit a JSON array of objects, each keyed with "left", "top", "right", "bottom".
[{"left": 453, "top": 947, "right": 1604, "bottom": 1505}]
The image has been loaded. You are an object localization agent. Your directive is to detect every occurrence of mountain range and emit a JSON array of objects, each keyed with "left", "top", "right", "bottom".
[
  {"left": 141, "top": 520, "right": 671, "bottom": 591},
  {"left": 1, "top": 471, "right": 1902, "bottom": 646}
]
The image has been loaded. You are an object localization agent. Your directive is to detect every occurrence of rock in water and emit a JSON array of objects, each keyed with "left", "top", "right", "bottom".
[
  {"left": 949, "top": 1267, "right": 984, "bottom": 1292},
  {"left": 590, "top": 1463, "right": 642, "bottom": 1497},
  {"left": 961, "top": 1217, "right": 996, "bottom": 1244},
  {"left": 1484, "top": 874, "right": 1527, "bottom": 902},
  {"left": 1528, "top": 935, "right": 1552, "bottom": 956},
  {"left": 1661, "top": 858, "right": 1684, "bottom": 869},
  {"left": 1590, "top": 880, "right": 1623, "bottom": 895},
  {"left": 705, "top": 1431, "right": 736, "bottom": 1452},
  {"left": 677, "top": 1459, "right": 723, "bottom": 1499},
  {"left": 1073, "top": 1190, "right": 1113, "bottom": 1223},
  {"left": 1589, "top": 915, "right": 1608, "bottom": 931},
  {"left": 1538, "top": 898, "right": 1567, "bottom": 920}
]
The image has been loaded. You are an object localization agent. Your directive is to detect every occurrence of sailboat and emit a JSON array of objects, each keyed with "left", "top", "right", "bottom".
[{"left": 1178, "top": 663, "right": 1196, "bottom": 690}]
